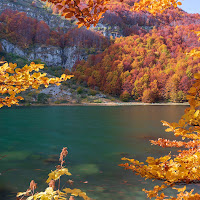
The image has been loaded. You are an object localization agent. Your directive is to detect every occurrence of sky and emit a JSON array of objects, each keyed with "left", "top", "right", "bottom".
[{"left": 179, "top": 0, "right": 200, "bottom": 14}]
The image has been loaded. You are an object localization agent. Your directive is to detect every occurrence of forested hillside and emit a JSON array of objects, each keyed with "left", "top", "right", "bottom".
[
  {"left": 1, "top": 0, "right": 200, "bottom": 102},
  {"left": 0, "top": 9, "right": 110, "bottom": 70},
  {"left": 0, "top": 9, "right": 109, "bottom": 50},
  {"left": 72, "top": 7, "right": 200, "bottom": 102}
]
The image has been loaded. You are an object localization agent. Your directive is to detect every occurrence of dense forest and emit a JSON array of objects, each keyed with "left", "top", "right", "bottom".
[
  {"left": 1, "top": 0, "right": 200, "bottom": 103},
  {"left": 0, "top": 9, "right": 109, "bottom": 50},
  {"left": 43, "top": 0, "right": 200, "bottom": 102},
  {"left": 72, "top": 7, "right": 200, "bottom": 102},
  {"left": 73, "top": 24, "right": 200, "bottom": 102}
]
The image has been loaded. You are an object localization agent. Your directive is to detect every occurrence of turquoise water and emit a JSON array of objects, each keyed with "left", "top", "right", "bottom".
[{"left": 0, "top": 106, "right": 188, "bottom": 199}]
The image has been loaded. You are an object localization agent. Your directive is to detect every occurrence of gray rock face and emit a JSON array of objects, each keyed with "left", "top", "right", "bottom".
[
  {"left": 31, "top": 45, "right": 63, "bottom": 67},
  {"left": 93, "top": 23, "right": 123, "bottom": 39},
  {"left": 40, "top": 85, "right": 72, "bottom": 98},
  {"left": 1, "top": 39, "right": 87, "bottom": 69},
  {"left": 0, "top": 0, "right": 71, "bottom": 30},
  {"left": 63, "top": 46, "right": 85, "bottom": 69},
  {"left": 0, "top": 1, "right": 87, "bottom": 69},
  {"left": 1, "top": 40, "right": 26, "bottom": 57}
]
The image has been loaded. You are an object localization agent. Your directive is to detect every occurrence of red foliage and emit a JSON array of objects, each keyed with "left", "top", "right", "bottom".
[
  {"left": 73, "top": 18, "right": 200, "bottom": 102},
  {"left": 35, "top": 21, "right": 50, "bottom": 45},
  {"left": 0, "top": 9, "right": 109, "bottom": 50},
  {"left": 64, "top": 28, "right": 109, "bottom": 50}
]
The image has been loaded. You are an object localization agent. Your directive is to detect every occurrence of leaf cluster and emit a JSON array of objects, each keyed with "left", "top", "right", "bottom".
[
  {"left": 41, "top": 0, "right": 109, "bottom": 28},
  {"left": 133, "top": 0, "right": 182, "bottom": 15},
  {"left": 17, "top": 147, "right": 90, "bottom": 200},
  {"left": 0, "top": 61, "right": 73, "bottom": 108},
  {"left": 40, "top": 0, "right": 184, "bottom": 28}
]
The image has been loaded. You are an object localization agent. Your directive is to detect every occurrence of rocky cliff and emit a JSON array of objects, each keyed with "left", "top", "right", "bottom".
[
  {"left": 0, "top": 0, "right": 71, "bottom": 30},
  {"left": 0, "top": 0, "right": 113, "bottom": 69},
  {"left": 1, "top": 39, "right": 87, "bottom": 69},
  {"left": 0, "top": 0, "right": 125, "bottom": 38},
  {"left": 0, "top": 1, "right": 88, "bottom": 69}
]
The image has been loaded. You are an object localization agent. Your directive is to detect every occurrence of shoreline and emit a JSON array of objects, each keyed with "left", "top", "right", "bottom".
[{"left": 19, "top": 102, "right": 190, "bottom": 107}]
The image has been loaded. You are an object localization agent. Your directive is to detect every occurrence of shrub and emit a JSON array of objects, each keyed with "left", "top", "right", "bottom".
[
  {"left": 60, "top": 99, "right": 69, "bottom": 103},
  {"left": 89, "top": 89, "right": 97, "bottom": 96},
  {"left": 37, "top": 93, "right": 49, "bottom": 104},
  {"left": 120, "top": 90, "right": 130, "bottom": 102},
  {"left": 93, "top": 99, "right": 102, "bottom": 103},
  {"left": 142, "top": 89, "right": 157, "bottom": 103},
  {"left": 54, "top": 100, "right": 61, "bottom": 104},
  {"left": 110, "top": 98, "right": 116, "bottom": 102},
  {"left": 77, "top": 86, "right": 83, "bottom": 94},
  {"left": 177, "top": 90, "right": 186, "bottom": 102}
]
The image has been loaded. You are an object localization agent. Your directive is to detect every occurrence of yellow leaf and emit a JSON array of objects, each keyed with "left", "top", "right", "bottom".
[
  {"left": 194, "top": 110, "right": 200, "bottom": 118},
  {"left": 178, "top": 119, "right": 185, "bottom": 127},
  {"left": 172, "top": 186, "right": 186, "bottom": 192},
  {"left": 26, "top": 196, "right": 34, "bottom": 200},
  {"left": 46, "top": 168, "right": 71, "bottom": 183},
  {"left": 61, "top": 74, "right": 66, "bottom": 79},
  {"left": 45, "top": 187, "right": 54, "bottom": 194},
  {"left": 161, "top": 120, "right": 170, "bottom": 126},
  {"left": 165, "top": 128, "right": 173, "bottom": 132},
  {"left": 189, "top": 87, "right": 197, "bottom": 93},
  {"left": 15, "top": 68, "right": 21, "bottom": 73},
  {"left": 194, "top": 73, "right": 200, "bottom": 79},
  {"left": 17, "top": 96, "right": 24, "bottom": 100},
  {"left": 77, "top": 23, "right": 84, "bottom": 28},
  {"left": 17, "top": 192, "right": 28, "bottom": 197},
  {"left": 33, "top": 72, "right": 41, "bottom": 78}
]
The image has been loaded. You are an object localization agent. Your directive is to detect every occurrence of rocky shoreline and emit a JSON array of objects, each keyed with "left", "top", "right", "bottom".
[{"left": 19, "top": 102, "right": 189, "bottom": 107}]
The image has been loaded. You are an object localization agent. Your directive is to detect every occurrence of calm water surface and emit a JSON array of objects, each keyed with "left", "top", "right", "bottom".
[{"left": 0, "top": 106, "right": 191, "bottom": 199}]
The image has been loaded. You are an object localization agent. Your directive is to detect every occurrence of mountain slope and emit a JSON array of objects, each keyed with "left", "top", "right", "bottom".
[
  {"left": 72, "top": 22, "right": 200, "bottom": 102},
  {"left": 1, "top": 1, "right": 200, "bottom": 103}
]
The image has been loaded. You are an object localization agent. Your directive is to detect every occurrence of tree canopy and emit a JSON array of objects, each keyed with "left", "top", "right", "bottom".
[{"left": 41, "top": 0, "right": 182, "bottom": 28}]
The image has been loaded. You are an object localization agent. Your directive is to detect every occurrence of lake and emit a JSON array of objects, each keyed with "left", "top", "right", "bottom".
[{"left": 0, "top": 105, "right": 190, "bottom": 200}]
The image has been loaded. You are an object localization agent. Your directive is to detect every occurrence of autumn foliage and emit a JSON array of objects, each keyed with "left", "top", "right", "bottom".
[
  {"left": 0, "top": 9, "right": 108, "bottom": 50},
  {"left": 133, "top": 0, "right": 182, "bottom": 15},
  {"left": 1, "top": 0, "right": 200, "bottom": 199},
  {"left": 119, "top": 73, "right": 200, "bottom": 199},
  {"left": 118, "top": 0, "right": 200, "bottom": 199},
  {"left": 0, "top": 61, "right": 73, "bottom": 108},
  {"left": 40, "top": 0, "right": 183, "bottom": 28},
  {"left": 17, "top": 147, "right": 90, "bottom": 200},
  {"left": 41, "top": 0, "right": 108, "bottom": 28},
  {"left": 73, "top": 22, "right": 200, "bottom": 102}
]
